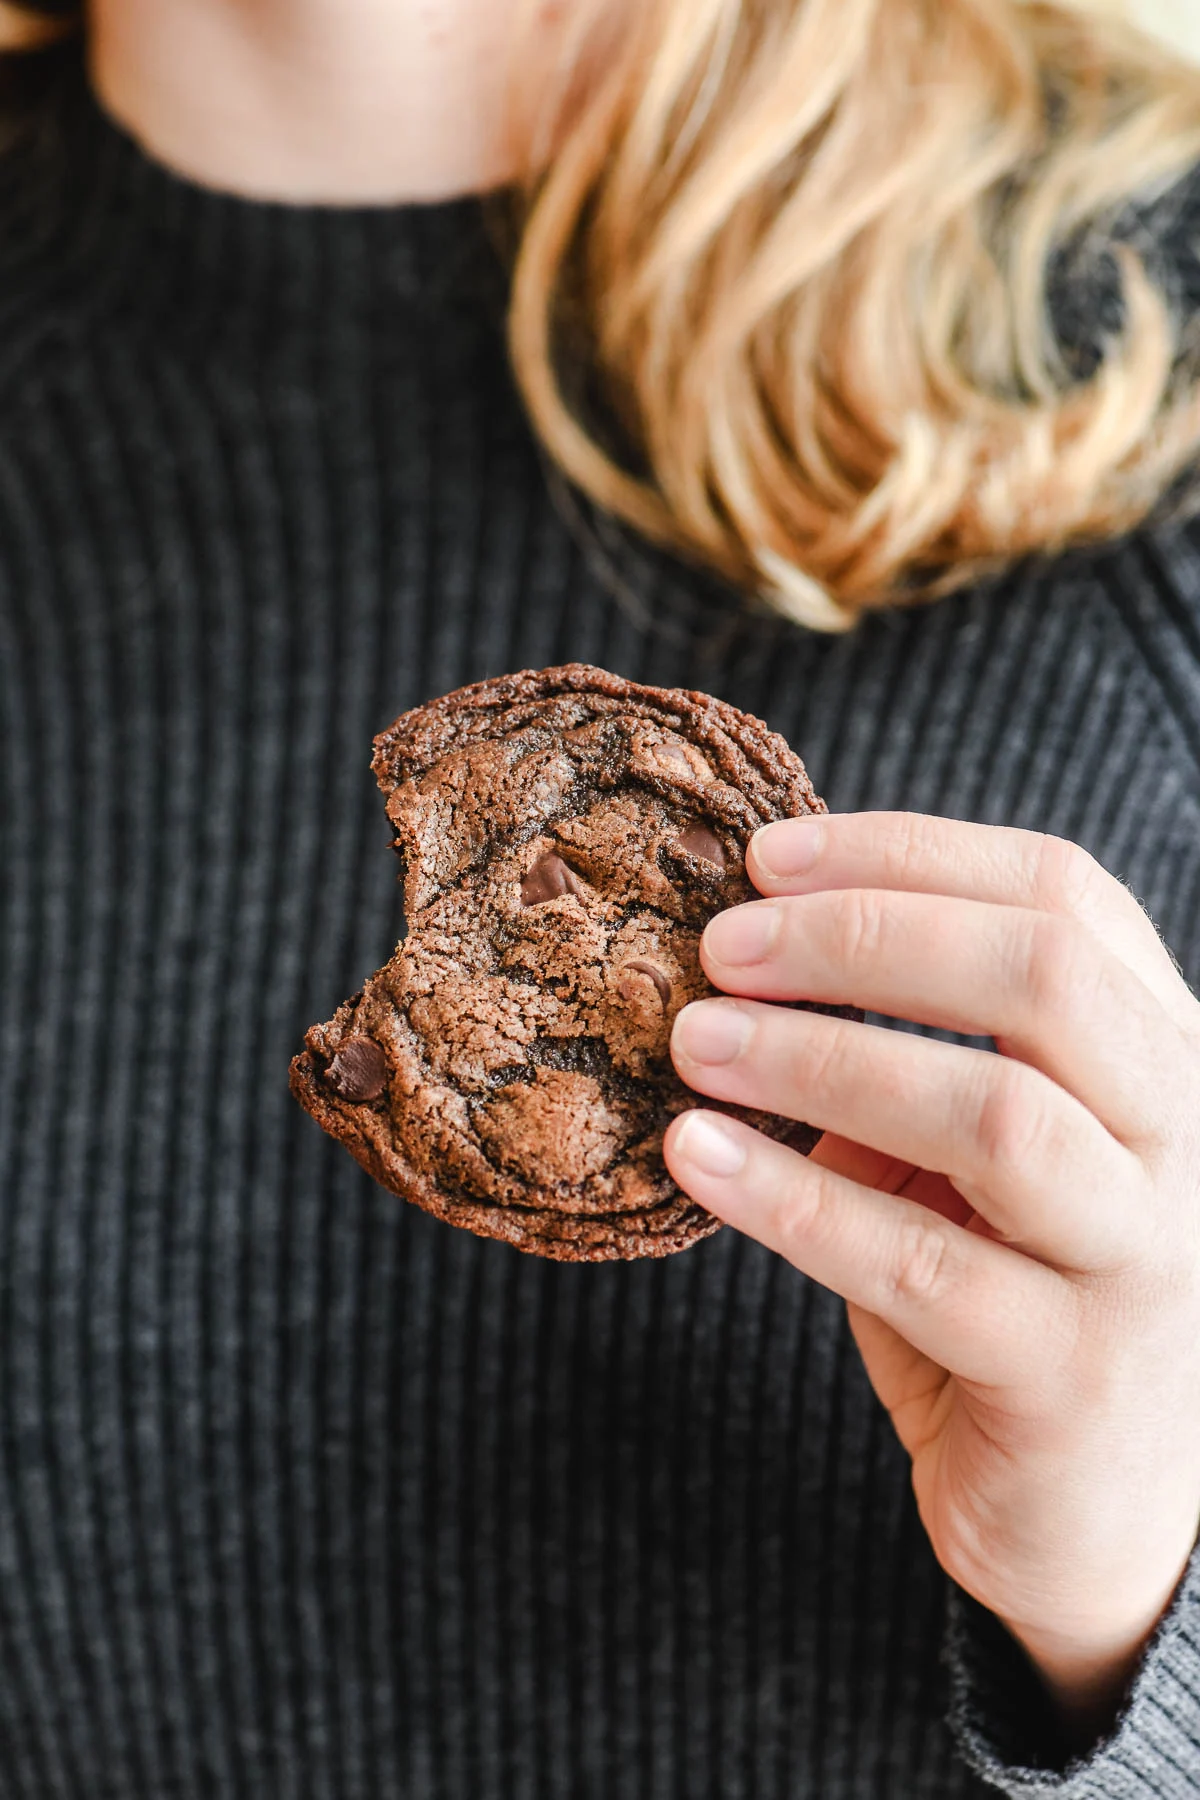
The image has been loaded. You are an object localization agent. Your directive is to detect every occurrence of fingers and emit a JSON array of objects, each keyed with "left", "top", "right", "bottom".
[
  {"left": 698, "top": 888, "right": 1186, "bottom": 1150},
  {"left": 662, "top": 1108, "right": 1072, "bottom": 1391},
  {"left": 671, "top": 999, "right": 1139, "bottom": 1271},
  {"left": 748, "top": 813, "right": 1194, "bottom": 1031}
]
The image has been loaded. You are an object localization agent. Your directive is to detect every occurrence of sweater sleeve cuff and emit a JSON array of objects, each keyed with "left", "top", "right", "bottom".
[{"left": 942, "top": 1536, "right": 1200, "bottom": 1797}]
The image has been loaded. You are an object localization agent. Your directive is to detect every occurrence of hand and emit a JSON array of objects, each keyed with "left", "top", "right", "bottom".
[{"left": 663, "top": 812, "right": 1200, "bottom": 1742}]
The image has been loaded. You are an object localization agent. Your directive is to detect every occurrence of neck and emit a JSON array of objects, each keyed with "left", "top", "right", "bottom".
[{"left": 88, "top": 0, "right": 560, "bottom": 204}]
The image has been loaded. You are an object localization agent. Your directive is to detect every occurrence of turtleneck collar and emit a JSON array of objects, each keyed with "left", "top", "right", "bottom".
[
  {"left": 0, "top": 43, "right": 508, "bottom": 337},
  {"left": 6, "top": 41, "right": 1197, "bottom": 371}
]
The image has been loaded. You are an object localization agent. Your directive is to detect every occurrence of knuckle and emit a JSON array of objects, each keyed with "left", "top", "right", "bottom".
[
  {"left": 974, "top": 1068, "right": 1046, "bottom": 1179},
  {"left": 1032, "top": 833, "right": 1105, "bottom": 919},
  {"left": 774, "top": 1164, "right": 836, "bottom": 1263},
  {"left": 1033, "top": 834, "right": 1171, "bottom": 969},
  {"left": 788, "top": 1014, "right": 856, "bottom": 1105},
  {"left": 832, "top": 886, "right": 888, "bottom": 970},
  {"left": 1019, "top": 912, "right": 1081, "bottom": 1014},
  {"left": 888, "top": 1219, "right": 953, "bottom": 1309},
  {"left": 880, "top": 812, "right": 929, "bottom": 888}
]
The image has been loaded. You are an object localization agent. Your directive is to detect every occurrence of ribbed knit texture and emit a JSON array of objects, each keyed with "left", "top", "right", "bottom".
[{"left": 1, "top": 49, "right": 1199, "bottom": 1800}]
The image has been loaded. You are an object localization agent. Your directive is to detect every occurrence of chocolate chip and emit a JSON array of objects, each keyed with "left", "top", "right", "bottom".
[
  {"left": 521, "top": 852, "right": 584, "bottom": 906},
  {"left": 619, "top": 960, "right": 672, "bottom": 1011},
  {"left": 325, "top": 1036, "right": 387, "bottom": 1102},
  {"left": 675, "top": 821, "right": 726, "bottom": 867},
  {"left": 660, "top": 743, "right": 691, "bottom": 764}
]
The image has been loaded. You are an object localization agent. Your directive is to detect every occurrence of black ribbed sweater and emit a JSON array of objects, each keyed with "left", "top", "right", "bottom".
[{"left": 2, "top": 49, "right": 1200, "bottom": 1800}]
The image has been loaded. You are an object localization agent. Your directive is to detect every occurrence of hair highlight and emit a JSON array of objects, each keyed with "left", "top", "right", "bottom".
[{"left": 510, "top": 0, "right": 1200, "bottom": 628}]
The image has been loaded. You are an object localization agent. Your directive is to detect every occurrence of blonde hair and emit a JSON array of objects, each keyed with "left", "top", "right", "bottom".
[
  {"left": 509, "top": 0, "right": 1200, "bottom": 630},
  {"left": 6, "top": 3, "right": 1200, "bottom": 632}
]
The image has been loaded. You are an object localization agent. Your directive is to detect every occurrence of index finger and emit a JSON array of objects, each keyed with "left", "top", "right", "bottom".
[{"left": 748, "top": 811, "right": 1193, "bottom": 1029}]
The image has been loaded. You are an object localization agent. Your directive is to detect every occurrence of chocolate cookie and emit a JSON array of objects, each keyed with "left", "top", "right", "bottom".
[{"left": 290, "top": 664, "right": 858, "bottom": 1261}]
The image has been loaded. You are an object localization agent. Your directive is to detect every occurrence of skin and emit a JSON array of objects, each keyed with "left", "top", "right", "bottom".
[
  {"left": 87, "top": 0, "right": 567, "bottom": 202},
  {"left": 88, "top": 0, "right": 1200, "bottom": 1755},
  {"left": 665, "top": 814, "right": 1200, "bottom": 1748}
]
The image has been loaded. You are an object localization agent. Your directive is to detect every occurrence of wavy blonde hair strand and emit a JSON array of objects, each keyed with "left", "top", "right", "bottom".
[{"left": 509, "top": 0, "right": 1200, "bottom": 629}]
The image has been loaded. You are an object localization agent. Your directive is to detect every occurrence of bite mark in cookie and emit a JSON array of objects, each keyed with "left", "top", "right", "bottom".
[{"left": 290, "top": 663, "right": 859, "bottom": 1261}]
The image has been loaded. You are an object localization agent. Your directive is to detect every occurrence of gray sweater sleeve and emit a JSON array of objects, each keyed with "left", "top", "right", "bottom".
[{"left": 943, "top": 1533, "right": 1200, "bottom": 1795}]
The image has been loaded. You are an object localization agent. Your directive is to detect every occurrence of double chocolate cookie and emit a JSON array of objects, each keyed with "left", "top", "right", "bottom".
[{"left": 290, "top": 664, "right": 856, "bottom": 1261}]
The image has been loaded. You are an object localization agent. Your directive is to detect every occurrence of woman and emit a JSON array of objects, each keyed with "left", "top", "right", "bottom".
[{"left": 0, "top": 0, "right": 1198, "bottom": 1793}]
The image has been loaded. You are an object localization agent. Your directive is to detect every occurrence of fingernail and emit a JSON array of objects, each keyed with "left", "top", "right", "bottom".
[
  {"left": 674, "top": 1111, "right": 748, "bottom": 1177},
  {"left": 752, "top": 819, "right": 823, "bottom": 879},
  {"left": 674, "top": 1001, "right": 753, "bottom": 1066},
  {"left": 704, "top": 902, "right": 780, "bottom": 966}
]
